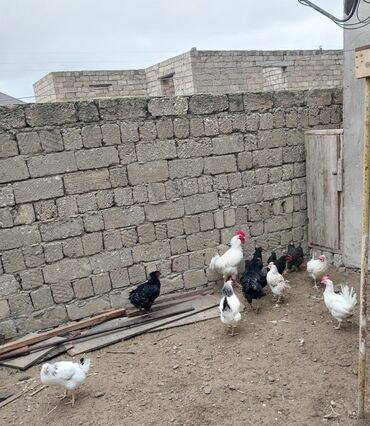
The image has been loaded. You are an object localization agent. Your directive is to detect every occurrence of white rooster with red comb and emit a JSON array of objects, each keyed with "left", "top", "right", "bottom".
[
  {"left": 320, "top": 275, "right": 357, "bottom": 329},
  {"left": 209, "top": 230, "right": 246, "bottom": 281}
]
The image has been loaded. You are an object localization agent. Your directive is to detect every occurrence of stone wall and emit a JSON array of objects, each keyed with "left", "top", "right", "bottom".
[
  {"left": 33, "top": 70, "right": 147, "bottom": 103},
  {"left": 191, "top": 49, "right": 343, "bottom": 94},
  {"left": 33, "top": 49, "right": 343, "bottom": 101},
  {"left": 0, "top": 89, "right": 342, "bottom": 338}
]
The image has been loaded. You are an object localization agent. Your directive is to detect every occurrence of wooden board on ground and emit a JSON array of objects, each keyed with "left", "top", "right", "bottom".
[
  {"left": 69, "top": 295, "right": 219, "bottom": 356},
  {"left": 150, "top": 307, "right": 219, "bottom": 332},
  {"left": 0, "top": 308, "right": 126, "bottom": 357},
  {"left": 0, "top": 337, "right": 66, "bottom": 370}
]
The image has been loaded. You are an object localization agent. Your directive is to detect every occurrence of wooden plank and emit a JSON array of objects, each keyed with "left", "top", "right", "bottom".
[
  {"left": 355, "top": 46, "right": 370, "bottom": 79},
  {"left": 304, "top": 129, "right": 343, "bottom": 136},
  {"left": 0, "top": 391, "right": 24, "bottom": 409},
  {"left": 0, "top": 337, "right": 66, "bottom": 370},
  {"left": 305, "top": 132, "right": 340, "bottom": 250},
  {"left": 69, "top": 295, "right": 219, "bottom": 355},
  {"left": 0, "top": 308, "right": 126, "bottom": 357},
  {"left": 150, "top": 308, "right": 219, "bottom": 332}
]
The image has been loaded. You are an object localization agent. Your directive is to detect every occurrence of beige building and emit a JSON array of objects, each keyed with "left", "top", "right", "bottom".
[{"left": 33, "top": 48, "right": 343, "bottom": 102}]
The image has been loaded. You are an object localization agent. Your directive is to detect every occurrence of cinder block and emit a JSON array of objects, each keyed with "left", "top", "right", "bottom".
[
  {"left": 14, "top": 176, "right": 63, "bottom": 203},
  {"left": 184, "top": 193, "right": 218, "bottom": 215},
  {"left": 103, "top": 229, "right": 122, "bottom": 250},
  {"left": 237, "top": 152, "right": 253, "bottom": 173},
  {"left": 190, "top": 118, "right": 205, "bottom": 137},
  {"left": 204, "top": 117, "right": 219, "bottom": 136},
  {"left": 82, "top": 232, "right": 103, "bottom": 256},
  {"left": 189, "top": 94, "right": 228, "bottom": 115},
  {"left": 244, "top": 92, "right": 273, "bottom": 112},
  {"left": 127, "top": 160, "right": 169, "bottom": 185},
  {"left": 89, "top": 249, "right": 133, "bottom": 274},
  {"left": 23, "top": 244, "right": 44, "bottom": 268},
  {"left": 0, "top": 133, "right": 18, "bottom": 158},
  {"left": 144, "top": 200, "right": 184, "bottom": 222},
  {"left": 156, "top": 118, "right": 174, "bottom": 139},
  {"left": 66, "top": 296, "right": 111, "bottom": 320},
  {"left": 8, "top": 293, "right": 33, "bottom": 315},
  {"left": 120, "top": 121, "right": 139, "bottom": 143},
  {"left": 51, "top": 282, "right": 74, "bottom": 303},
  {"left": 72, "top": 277, "right": 94, "bottom": 299},
  {"left": 177, "top": 139, "right": 212, "bottom": 158},
  {"left": 75, "top": 146, "right": 119, "bottom": 170},
  {"left": 76, "top": 193, "right": 97, "bottom": 213},
  {"left": 62, "top": 237, "right": 84, "bottom": 258},
  {"left": 77, "top": 101, "right": 99, "bottom": 122},
  {"left": 148, "top": 97, "right": 188, "bottom": 117},
  {"left": 186, "top": 229, "right": 220, "bottom": 251},
  {"left": 231, "top": 187, "right": 263, "bottom": 206},
  {"left": 148, "top": 182, "right": 166, "bottom": 202},
  {"left": 0, "top": 185, "right": 15, "bottom": 207},
  {"left": 110, "top": 167, "right": 128, "bottom": 188},
  {"left": 0, "top": 225, "right": 41, "bottom": 250},
  {"left": 2, "top": 249, "right": 26, "bottom": 273},
  {"left": 121, "top": 228, "right": 138, "bottom": 247},
  {"left": 25, "top": 102, "right": 77, "bottom": 127},
  {"left": 0, "top": 274, "right": 20, "bottom": 297},
  {"left": 118, "top": 145, "right": 137, "bottom": 165},
  {"left": 101, "top": 123, "right": 121, "bottom": 146},
  {"left": 0, "top": 300, "right": 10, "bottom": 320},
  {"left": 62, "top": 128, "right": 83, "bottom": 150},
  {"left": 170, "top": 237, "right": 187, "bottom": 255},
  {"left": 12, "top": 204, "right": 35, "bottom": 225},
  {"left": 92, "top": 273, "right": 112, "bottom": 295},
  {"left": 39, "top": 129, "right": 64, "bottom": 152},
  {"left": 31, "top": 287, "right": 54, "bottom": 310},
  {"left": 81, "top": 125, "right": 102, "bottom": 148},
  {"left": 98, "top": 97, "right": 147, "bottom": 120},
  {"left": 56, "top": 196, "right": 78, "bottom": 218},
  {"left": 218, "top": 116, "right": 233, "bottom": 134},
  {"left": 0, "top": 207, "right": 13, "bottom": 228},
  {"left": 263, "top": 181, "right": 292, "bottom": 201},
  {"left": 109, "top": 267, "right": 130, "bottom": 289},
  {"left": 172, "top": 255, "right": 189, "bottom": 273},
  {"left": 103, "top": 206, "right": 144, "bottom": 230},
  {"left": 169, "top": 158, "right": 204, "bottom": 179},
  {"left": 64, "top": 169, "right": 111, "bottom": 194},
  {"left": 40, "top": 218, "right": 83, "bottom": 242},
  {"left": 27, "top": 151, "right": 77, "bottom": 178},
  {"left": 0, "top": 157, "right": 29, "bottom": 184},
  {"left": 132, "top": 240, "right": 171, "bottom": 262},
  {"left": 183, "top": 269, "right": 207, "bottom": 289},
  {"left": 34, "top": 200, "right": 57, "bottom": 221},
  {"left": 43, "top": 258, "right": 92, "bottom": 284},
  {"left": 204, "top": 155, "right": 237, "bottom": 175},
  {"left": 136, "top": 140, "right": 176, "bottom": 162},
  {"left": 83, "top": 212, "right": 104, "bottom": 232},
  {"left": 128, "top": 264, "right": 146, "bottom": 284},
  {"left": 173, "top": 117, "right": 190, "bottom": 138},
  {"left": 44, "top": 242, "right": 63, "bottom": 264},
  {"left": 0, "top": 104, "right": 26, "bottom": 130}
]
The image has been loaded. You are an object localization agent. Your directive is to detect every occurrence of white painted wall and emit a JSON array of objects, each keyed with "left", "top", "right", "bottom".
[{"left": 342, "top": 2, "right": 370, "bottom": 268}]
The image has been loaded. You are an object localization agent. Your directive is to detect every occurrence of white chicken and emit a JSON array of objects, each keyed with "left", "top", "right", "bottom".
[
  {"left": 266, "top": 262, "right": 291, "bottom": 303},
  {"left": 209, "top": 230, "right": 246, "bottom": 280},
  {"left": 307, "top": 253, "right": 328, "bottom": 288},
  {"left": 219, "top": 279, "right": 241, "bottom": 336},
  {"left": 320, "top": 275, "right": 357, "bottom": 329},
  {"left": 40, "top": 357, "right": 91, "bottom": 406}
]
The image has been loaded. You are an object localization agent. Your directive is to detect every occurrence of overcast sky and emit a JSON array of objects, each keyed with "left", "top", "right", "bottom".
[{"left": 0, "top": 0, "right": 343, "bottom": 102}]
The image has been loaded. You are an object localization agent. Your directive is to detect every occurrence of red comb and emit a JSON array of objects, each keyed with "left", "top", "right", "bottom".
[
  {"left": 321, "top": 275, "right": 329, "bottom": 282},
  {"left": 235, "top": 230, "right": 245, "bottom": 237}
]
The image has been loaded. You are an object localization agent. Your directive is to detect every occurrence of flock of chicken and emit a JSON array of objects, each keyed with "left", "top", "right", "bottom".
[
  {"left": 37, "top": 230, "right": 358, "bottom": 407},
  {"left": 215, "top": 230, "right": 358, "bottom": 336}
]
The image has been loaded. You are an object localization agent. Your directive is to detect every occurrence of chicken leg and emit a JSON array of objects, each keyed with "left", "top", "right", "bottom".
[
  {"left": 229, "top": 326, "right": 238, "bottom": 337},
  {"left": 334, "top": 321, "right": 341, "bottom": 330},
  {"left": 71, "top": 390, "right": 76, "bottom": 407}
]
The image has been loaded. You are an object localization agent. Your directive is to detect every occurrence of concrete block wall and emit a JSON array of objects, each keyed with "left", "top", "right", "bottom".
[
  {"left": 191, "top": 49, "right": 343, "bottom": 94},
  {"left": 0, "top": 89, "right": 342, "bottom": 338},
  {"left": 33, "top": 49, "right": 342, "bottom": 102},
  {"left": 33, "top": 70, "right": 147, "bottom": 103}
]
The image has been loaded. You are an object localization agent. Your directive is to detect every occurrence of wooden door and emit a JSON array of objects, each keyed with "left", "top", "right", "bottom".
[{"left": 305, "top": 130, "right": 343, "bottom": 251}]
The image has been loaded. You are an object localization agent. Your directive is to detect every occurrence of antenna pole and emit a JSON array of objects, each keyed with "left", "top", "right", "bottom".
[{"left": 355, "top": 45, "right": 370, "bottom": 420}]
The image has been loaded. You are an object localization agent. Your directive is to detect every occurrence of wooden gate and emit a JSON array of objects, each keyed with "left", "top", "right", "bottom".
[{"left": 305, "top": 130, "right": 343, "bottom": 251}]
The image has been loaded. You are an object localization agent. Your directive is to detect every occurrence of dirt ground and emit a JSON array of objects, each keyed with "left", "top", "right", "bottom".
[{"left": 0, "top": 266, "right": 369, "bottom": 426}]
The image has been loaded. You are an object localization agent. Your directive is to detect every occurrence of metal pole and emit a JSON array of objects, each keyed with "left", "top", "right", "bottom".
[{"left": 358, "top": 76, "right": 370, "bottom": 420}]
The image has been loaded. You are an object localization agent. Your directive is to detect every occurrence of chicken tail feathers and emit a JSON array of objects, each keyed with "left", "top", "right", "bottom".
[
  {"left": 79, "top": 356, "right": 91, "bottom": 374},
  {"left": 340, "top": 285, "right": 357, "bottom": 309},
  {"left": 209, "top": 254, "right": 220, "bottom": 270}
]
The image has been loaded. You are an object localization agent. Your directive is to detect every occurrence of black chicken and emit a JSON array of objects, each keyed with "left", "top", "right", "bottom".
[
  {"left": 286, "top": 241, "right": 304, "bottom": 271},
  {"left": 267, "top": 251, "right": 277, "bottom": 264},
  {"left": 245, "top": 247, "right": 263, "bottom": 271},
  {"left": 240, "top": 257, "right": 267, "bottom": 313},
  {"left": 128, "top": 271, "right": 161, "bottom": 312},
  {"left": 275, "top": 254, "right": 290, "bottom": 275}
]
